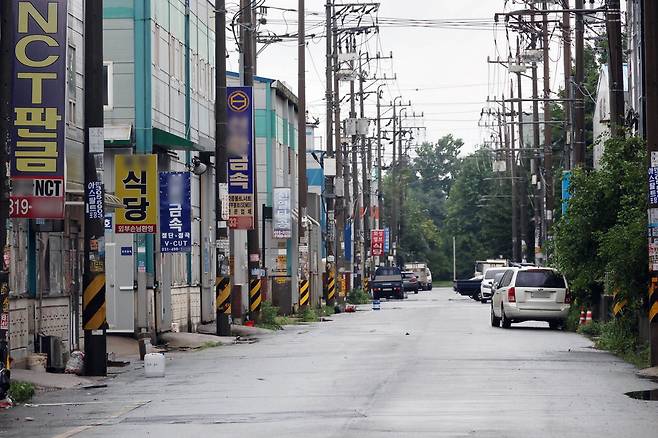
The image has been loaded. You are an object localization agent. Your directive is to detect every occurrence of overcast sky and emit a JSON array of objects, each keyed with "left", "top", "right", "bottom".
[{"left": 224, "top": 1, "right": 566, "bottom": 159}]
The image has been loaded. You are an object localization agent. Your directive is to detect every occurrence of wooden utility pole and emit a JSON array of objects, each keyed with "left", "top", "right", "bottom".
[
  {"left": 643, "top": 0, "right": 658, "bottom": 367},
  {"left": 531, "top": 20, "right": 543, "bottom": 265},
  {"left": 509, "top": 81, "right": 519, "bottom": 262},
  {"left": 516, "top": 39, "right": 529, "bottom": 262},
  {"left": 606, "top": 0, "right": 625, "bottom": 137}
]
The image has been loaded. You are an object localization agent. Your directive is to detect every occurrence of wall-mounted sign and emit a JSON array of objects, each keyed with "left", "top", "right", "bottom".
[
  {"left": 9, "top": 0, "right": 68, "bottom": 219},
  {"left": 227, "top": 87, "right": 255, "bottom": 229},
  {"left": 371, "top": 229, "right": 385, "bottom": 257},
  {"left": 159, "top": 172, "right": 192, "bottom": 253},
  {"left": 384, "top": 227, "right": 390, "bottom": 254},
  {"left": 273, "top": 187, "right": 292, "bottom": 239},
  {"left": 115, "top": 154, "right": 158, "bottom": 233}
]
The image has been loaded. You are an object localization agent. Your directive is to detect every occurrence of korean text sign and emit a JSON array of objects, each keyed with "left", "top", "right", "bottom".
[
  {"left": 115, "top": 155, "right": 158, "bottom": 233},
  {"left": 371, "top": 230, "right": 385, "bottom": 257},
  {"left": 159, "top": 172, "right": 192, "bottom": 253},
  {"left": 273, "top": 188, "right": 292, "bottom": 239},
  {"left": 227, "top": 87, "right": 255, "bottom": 229},
  {"left": 10, "top": 0, "right": 68, "bottom": 219}
]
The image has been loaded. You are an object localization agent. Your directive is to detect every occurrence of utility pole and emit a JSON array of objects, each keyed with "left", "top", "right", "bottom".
[
  {"left": 573, "top": 0, "right": 586, "bottom": 166},
  {"left": 349, "top": 37, "right": 359, "bottom": 289},
  {"left": 376, "top": 85, "right": 384, "bottom": 237},
  {"left": 531, "top": 18, "right": 543, "bottom": 265},
  {"left": 562, "top": 0, "right": 573, "bottom": 171},
  {"left": 508, "top": 82, "right": 519, "bottom": 262},
  {"left": 359, "top": 60, "right": 369, "bottom": 285},
  {"left": 215, "top": 0, "right": 231, "bottom": 336},
  {"left": 298, "top": 0, "right": 310, "bottom": 308},
  {"left": 83, "top": 0, "right": 107, "bottom": 376},
  {"left": 516, "top": 39, "right": 529, "bottom": 262},
  {"left": 606, "top": 0, "right": 625, "bottom": 137},
  {"left": 240, "top": 0, "right": 261, "bottom": 319},
  {"left": 333, "top": 23, "right": 346, "bottom": 289},
  {"left": 0, "top": 0, "right": 12, "bottom": 391},
  {"left": 324, "top": 0, "right": 337, "bottom": 305},
  {"left": 643, "top": 0, "right": 658, "bottom": 367},
  {"left": 542, "top": 3, "right": 554, "bottom": 254}
]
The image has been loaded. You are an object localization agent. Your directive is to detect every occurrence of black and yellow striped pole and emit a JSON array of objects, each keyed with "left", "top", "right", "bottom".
[
  {"left": 216, "top": 276, "right": 231, "bottom": 335},
  {"left": 326, "top": 270, "right": 336, "bottom": 305},
  {"left": 249, "top": 278, "right": 262, "bottom": 319},
  {"left": 650, "top": 277, "right": 658, "bottom": 327},
  {"left": 612, "top": 289, "right": 627, "bottom": 318},
  {"left": 299, "top": 279, "right": 310, "bottom": 307},
  {"left": 82, "top": 0, "right": 107, "bottom": 376}
]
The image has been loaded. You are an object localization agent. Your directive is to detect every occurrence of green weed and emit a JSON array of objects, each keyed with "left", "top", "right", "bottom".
[
  {"left": 8, "top": 381, "right": 35, "bottom": 404},
  {"left": 347, "top": 288, "right": 370, "bottom": 305}
]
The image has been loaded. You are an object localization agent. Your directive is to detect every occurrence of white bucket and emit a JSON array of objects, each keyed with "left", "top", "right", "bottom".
[
  {"left": 372, "top": 299, "right": 381, "bottom": 311},
  {"left": 171, "top": 322, "right": 180, "bottom": 333},
  {"left": 144, "top": 353, "right": 165, "bottom": 378},
  {"left": 27, "top": 353, "right": 48, "bottom": 372}
]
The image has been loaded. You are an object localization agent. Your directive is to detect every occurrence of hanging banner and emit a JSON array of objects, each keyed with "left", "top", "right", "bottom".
[
  {"left": 227, "top": 86, "right": 255, "bottom": 229},
  {"left": 159, "top": 172, "right": 192, "bottom": 253},
  {"left": 384, "top": 227, "right": 390, "bottom": 254},
  {"left": 9, "top": 0, "right": 68, "bottom": 219},
  {"left": 272, "top": 187, "right": 292, "bottom": 239},
  {"left": 371, "top": 229, "right": 385, "bottom": 257},
  {"left": 115, "top": 154, "right": 158, "bottom": 233}
]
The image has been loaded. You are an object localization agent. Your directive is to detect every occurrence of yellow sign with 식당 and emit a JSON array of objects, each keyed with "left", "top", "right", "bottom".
[{"left": 115, "top": 154, "right": 158, "bottom": 234}]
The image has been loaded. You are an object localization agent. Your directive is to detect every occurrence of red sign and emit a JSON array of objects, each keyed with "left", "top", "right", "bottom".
[{"left": 371, "top": 229, "right": 385, "bottom": 257}]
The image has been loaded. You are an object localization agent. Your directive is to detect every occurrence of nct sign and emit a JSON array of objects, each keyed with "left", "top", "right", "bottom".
[{"left": 9, "top": 0, "right": 68, "bottom": 219}]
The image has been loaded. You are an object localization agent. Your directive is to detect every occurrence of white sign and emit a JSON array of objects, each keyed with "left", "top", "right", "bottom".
[{"left": 273, "top": 187, "right": 292, "bottom": 239}]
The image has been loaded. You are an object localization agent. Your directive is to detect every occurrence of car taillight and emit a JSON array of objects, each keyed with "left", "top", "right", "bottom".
[
  {"left": 565, "top": 288, "right": 571, "bottom": 304},
  {"left": 508, "top": 287, "right": 516, "bottom": 303}
]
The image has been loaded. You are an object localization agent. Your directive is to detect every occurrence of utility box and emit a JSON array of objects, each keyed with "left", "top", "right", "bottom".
[{"left": 272, "top": 277, "right": 293, "bottom": 315}]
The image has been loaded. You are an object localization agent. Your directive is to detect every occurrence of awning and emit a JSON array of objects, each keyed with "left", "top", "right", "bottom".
[
  {"left": 104, "top": 125, "right": 133, "bottom": 147},
  {"left": 105, "top": 193, "right": 123, "bottom": 210},
  {"left": 153, "top": 127, "right": 196, "bottom": 151}
]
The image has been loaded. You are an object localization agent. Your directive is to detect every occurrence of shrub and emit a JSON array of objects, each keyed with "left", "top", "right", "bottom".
[
  {"left": 577, "top": 321, "right": 602, "bottom": 337},
  {"left": 8, "top": 381, "right": 35, "bottom": 404},
  {"left": 299, "top": 306, "right": 319, "bottom": 322},
  {"left": 257, "top": 301, "right": 283, "bottom": 330},
  {"left": 348, "top": 288, "right": 370, "bottom": 305}
]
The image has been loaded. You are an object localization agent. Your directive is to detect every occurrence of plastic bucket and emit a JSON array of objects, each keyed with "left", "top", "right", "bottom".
[
  {"left": 372, "top": 299, "right": 381, "bottom": 311},
  {"left": 144, "top": 353, "right": 165, "bottom": 378}
]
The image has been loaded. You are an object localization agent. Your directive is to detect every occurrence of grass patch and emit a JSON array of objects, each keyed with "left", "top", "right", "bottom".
[
  {"left": 8, "top": 381, "right": 35, "bottom": 404},
  {"left": 299, "top": 306, "right": 319, "bottom": 322},
  {"left": 433, "top": 280, "right": 454, "bottom": 288},
  {"left": 578, "top": 317, "right": 650, "bottom": 369},
  {"left": 319, "top": 305, "right": 335, "bottom": 317},
  {"left": 197, "top": 341, "right": 221, "bottom": 350},
  {"left": 256, "top": 301, "right": 284, "bottom": 330},
  {"left": 347, "top": 288, "right": 370, "bottom": 305}
]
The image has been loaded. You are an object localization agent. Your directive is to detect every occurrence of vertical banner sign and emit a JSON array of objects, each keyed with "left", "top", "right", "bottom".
[
  {"left": 272, "top": 187, "right": 292, "bottom": 239},
  {"left": 371, "top": 229, "right": 385, "bottom": 257},
  {"left": 159, "top": 172, "right": 192, "bottom": 253},
  {"left": 9, "top": 0, "right": 68, "bottom": 219},
  {"left": 384, "top": 227, "right": 390, "bottom": 254},
  {"left": 227, "top": 87, "right": 255, "bottom": 229},
  {"left": 115, "top": 155, "right": 158, "bottom": 233}
]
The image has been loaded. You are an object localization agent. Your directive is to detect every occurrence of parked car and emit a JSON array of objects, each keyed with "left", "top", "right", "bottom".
[
  {"left": 402, "top": 271, "right": 420, "bottom": 294},
  {"left": 404, "top": 262, "right": 432, "bottom": 290},
  {"left": 491, "top": 267, "right": 571, "bottom": 329},
  {"left": 453, "top": 276, "right": 483, "bottom": 299},
  {"left": 480, "top": 267, "right": 508, "bottom": 303},
  {"left": 371, "top": 266, "right": 405, "bottom": 300}
]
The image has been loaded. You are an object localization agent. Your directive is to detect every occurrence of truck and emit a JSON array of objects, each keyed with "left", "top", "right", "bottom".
[
  {"left": 371, "top": 266, "right": 405, "bottom": 300},
  {"left": 474, "top": 259, "right": 509, "bottom": 277},
  {"left": 404, "top": 262, "right": 433, "bottom": 290}
]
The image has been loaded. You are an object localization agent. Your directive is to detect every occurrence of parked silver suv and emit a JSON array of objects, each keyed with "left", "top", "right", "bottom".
[{"left": 491, "top": 267, "right": 571, "bottom": 329}]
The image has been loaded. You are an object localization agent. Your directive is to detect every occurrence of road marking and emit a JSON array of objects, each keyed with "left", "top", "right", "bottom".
[{"left": 51, "top": 400, "right": 150, "bottom": 438}]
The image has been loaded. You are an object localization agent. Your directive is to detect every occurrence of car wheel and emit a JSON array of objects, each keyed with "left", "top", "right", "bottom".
[
  {"left": 414, "top": 287, "right": 419, "bottom": 294},
  {"left": 490, "top": 304, "right": 501, "bottom": 327},
  {"left": 501, "top": 306, "right": 511, "bottom": 329},
  {"left": 480, "top": 298, "right": 488, "bottom": 304}
]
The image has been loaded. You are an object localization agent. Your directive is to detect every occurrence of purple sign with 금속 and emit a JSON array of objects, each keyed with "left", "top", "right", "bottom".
[{"left": 159, "top": 172, "right": 192, "bottom": 253}]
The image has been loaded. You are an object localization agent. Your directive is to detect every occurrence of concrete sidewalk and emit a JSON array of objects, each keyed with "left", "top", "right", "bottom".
[{"left": 10, "top": 369, "right": 96, "bottom": 390}]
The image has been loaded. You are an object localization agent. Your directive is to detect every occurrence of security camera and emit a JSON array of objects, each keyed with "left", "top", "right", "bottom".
[{"left": 191, "top": 157, "right": 208, "bottom": 176}]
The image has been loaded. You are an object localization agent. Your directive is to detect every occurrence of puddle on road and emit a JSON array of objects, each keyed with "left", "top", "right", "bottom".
[{"left": 625, "top": 389, "right": 658, "bottom": 401}]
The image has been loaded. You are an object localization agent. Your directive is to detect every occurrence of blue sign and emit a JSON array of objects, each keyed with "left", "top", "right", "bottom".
[
  {"left": 227, "top": 86, "right": 255, "bottom": 229},
  {"left": 384, "top": 228, "right": 390, "bottom": 254},
  {"left": 562, "top": 171, "right": 572, "bottom": 216},
  {"left": 87, "top": 181, "right": 104, "bottom": 220},
  {"left": 159, "top": 172, "right": 192, "bottom": 253},
  {"left": 120, "top": 246, "right": 133, "bottom": 256},
  {"left": 344, "top": 222, "right": 352, "bottom": 262},
  {"left": 104, "top": 215, "right": 113, "bottom": 230}
]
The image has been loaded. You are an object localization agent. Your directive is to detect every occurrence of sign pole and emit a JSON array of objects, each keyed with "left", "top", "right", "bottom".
[{"left": 83, "top": 0, "right": 107, "bottom": 376}]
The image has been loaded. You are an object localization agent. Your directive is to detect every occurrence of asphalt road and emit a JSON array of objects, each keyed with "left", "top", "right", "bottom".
[{"left": 2, "top": 287, "right": 658, "bottom": 437}]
